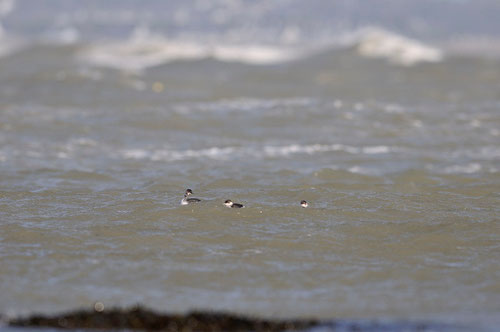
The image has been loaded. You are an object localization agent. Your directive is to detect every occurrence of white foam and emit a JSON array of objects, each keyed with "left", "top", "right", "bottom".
[
  {"left": 449, "top": 146, "right": 500, "bottom": 160},
  {"left": 118, "top": 143, "right": 393, "bottom": 162},
  {"left": 76, "top": 24, "right": 447, "bottom": 70},
  {"left": 171, "top": 98, "right": 317, "bottom": 116},
  {"left": 443, "top": 163, "right": 482, "bottom": 174},
  {"left": 70, "top": 137, "right": 98, "bottom": 147},
  {"left": 57, "top": 152, "right": 69, "bottom": 159},
  {"left": 78, "top": 26, "right": 300, "bottom": 72},
  {"left": 122, "top": 149, "right": 149, "bottom": 159},
  {"left": 348, "top": 166, "right": 374, "bottom": 175},
  {"left": 150, "top": 147, "right": 236, "bottom": 161},
  {"left": 362, "top": 146, "right": 391, "bottom": 154},
  {"left": 354, "top": 27, "right": 443, "bottom": 66}
]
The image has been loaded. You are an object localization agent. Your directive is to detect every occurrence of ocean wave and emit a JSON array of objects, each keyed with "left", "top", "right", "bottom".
[
  {"left": 352, "top": 27, "right": 443, "bottom": 66},
  {"left": 118, "top": 143, "right": 394, "bottom": 162},
  {"left": 76, "top": 25, "right": 446, "bottom": 71},
  {"left": 442, "top": 163, "right": 483, "bottom": 174},
  {"left": 425, "top": 162, "right": 497, "bottom": 175},
  {"left": 172, "top": 98, "right": 316, "bottom": 114},
  {"left": 78, "top": 26, "right": 301, "bottom": 72}
]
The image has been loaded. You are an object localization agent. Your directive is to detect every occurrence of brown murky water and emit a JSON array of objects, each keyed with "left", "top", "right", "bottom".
[{"left": 1, "top": 2, "right": 500, "bottom": 331}]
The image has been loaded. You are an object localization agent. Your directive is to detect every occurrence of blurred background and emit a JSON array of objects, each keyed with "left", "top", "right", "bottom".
[{"left": 0, "top": 0, "right": 499, "bottom": 330}]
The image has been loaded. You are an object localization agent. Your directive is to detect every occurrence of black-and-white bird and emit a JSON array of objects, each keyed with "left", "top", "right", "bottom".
[
  {"left": 181, "top": 189, "right": 201, "bottom": 205},
  {"left": 300, "top": 200, "right": 309, "bottom": 208},
  {"left": 224, "top": 199, "right": 244, "bottom": 208}
]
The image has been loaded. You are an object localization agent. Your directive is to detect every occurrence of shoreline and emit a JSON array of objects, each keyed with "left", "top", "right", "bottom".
[{"left": 7, "top": 305, "right": 462, "bottom": 331}]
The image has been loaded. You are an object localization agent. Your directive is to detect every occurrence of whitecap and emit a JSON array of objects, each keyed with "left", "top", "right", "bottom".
[
  {"left": 122, "top": 149, "right": 149, "bottom": 159},
  {"left": 443, "top": 163, "right": 482, "bottom": 174},
  {"left": 354, "top": 27, "right": 443, "bottom": 66},
  {"left": 70, "top": 137, "right": 98, "bottom": 146},
  {"left": 78, "top": 26, "right": 301, "bottom": 72},
  {"left": 348, "top": 166, "right": 374, "bottom": 175},
  {"left": 362, "top": 146, "right": 391, "bottom": 154},
  {"left": 118, "top": 143, "right": 393, "bottom": 162},
  {"left": 172, "top": 97, "right": 315, "bottom": 114}
]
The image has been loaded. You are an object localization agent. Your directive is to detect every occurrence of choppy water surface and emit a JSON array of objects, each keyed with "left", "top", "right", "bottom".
[{"left": 1, "top": 1, "right": 500, "bottom": 331}]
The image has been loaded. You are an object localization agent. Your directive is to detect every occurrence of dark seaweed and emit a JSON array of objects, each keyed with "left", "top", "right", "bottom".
[
  {"left": 8, "top": 305, "right": 462, "bottom": 331},
  {"left": 9, "top": 306, "right": 319, "bottom": 331}
]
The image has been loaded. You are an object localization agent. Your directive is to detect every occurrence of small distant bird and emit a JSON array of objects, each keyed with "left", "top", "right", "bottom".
[
  {"left": 181, "top": 189, "right": 201, "bottom": 205},
  {"left": 224, "top": 199, "right": 244, "bottom": 208},
  {"left": 300, "top": 200, "right": 308, "bottom": 208}
]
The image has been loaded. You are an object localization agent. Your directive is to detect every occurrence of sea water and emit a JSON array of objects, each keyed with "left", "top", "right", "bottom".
[{"left": 0, "top": 1, "right": 499, "bottom": 330}]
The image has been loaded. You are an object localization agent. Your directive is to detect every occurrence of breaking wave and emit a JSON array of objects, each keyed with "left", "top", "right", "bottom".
[
  {"left": 118, "top": 143, "right": 395, "bottom": 162},
  {"left": 76, "top": 26, "right": 444, "bottom": 71},
  {"left": 352, "top": 27, "right": 443, "bottom": 66},
  {"left": 78, "top": 26, "right": 302, "bottom": 72}
]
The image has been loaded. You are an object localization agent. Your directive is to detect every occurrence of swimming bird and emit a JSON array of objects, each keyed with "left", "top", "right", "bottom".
[
  {"left": 300, "top": 200, "right": 309, "bottom": 208},
  {"left": 224, "top": 199, "right": 244, "bottom": 208},
  {"left": 181, "top": 189, "right": 201, "bottom": 205}
]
